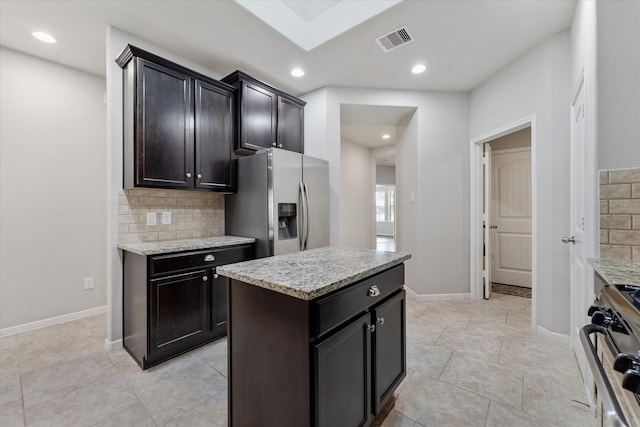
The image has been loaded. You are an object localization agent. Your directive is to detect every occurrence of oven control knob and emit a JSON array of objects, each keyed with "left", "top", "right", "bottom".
[
  {"left": 591, "top": 311, "right": 612, "bottom": 327},
  {"left": 622, "top": 369, "right": 640, "bottom": 394},
  {"left": 587, "top": 305, "right": 604, "bottom": 316},
  {"left": 614, "top": 353, "right": 640, "bottom": 373}
]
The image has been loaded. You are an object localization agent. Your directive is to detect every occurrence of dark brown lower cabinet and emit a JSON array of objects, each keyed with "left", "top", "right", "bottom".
[
  {"left": 123, "top": 243, "right": 253, "bottom": 369},
  {"left": 228, "top": 264, "right": 406, "bottom": 427}
]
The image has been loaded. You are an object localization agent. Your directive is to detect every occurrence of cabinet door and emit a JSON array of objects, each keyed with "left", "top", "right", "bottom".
[
  {"left": 314, "top": 313, "right": 372, "bottom": 427},
  {"left": 210, "top": 269, "right": 228, "bottom": 338},
  {"left": 194, "top": 80, "right": 234, "bottom": 191},
  {"left": 277, "top": 97, "right": 304, "bottom": 153},
  {"left": 239, "top": 82, "right": 277, "bottom": 151},
  {"left": 149, "top": 270, "right": 208, "bottom": 355},
  {"left": 135, "top": 58, "right": 193, "bottom": 188},
  {"left": 372, "top": 290, "right": 406, "bottom": 414}
]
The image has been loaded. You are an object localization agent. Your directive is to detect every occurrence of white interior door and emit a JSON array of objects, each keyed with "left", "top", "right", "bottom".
[
  {"left": 483, "top": 144, "right": 492, "bottom": 299},
  {"left": 490, "top": 149, "right": 532, "bottom": 287},
  {"left": 569, "top": 81, "right": 587, "bottom": 373}
]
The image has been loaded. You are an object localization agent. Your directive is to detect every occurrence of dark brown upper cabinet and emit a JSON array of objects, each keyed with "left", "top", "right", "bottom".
[
  {"left": 116, "top": 45, "right": 236, "bottom": 192},
  {"left": 222, "top": 71, "right": 305, "bottom": 154}
]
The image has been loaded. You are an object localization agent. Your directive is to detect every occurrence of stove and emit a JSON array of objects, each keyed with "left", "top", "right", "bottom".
[{"left": 581, "top": 277, "right": 640, "bottom": 427}]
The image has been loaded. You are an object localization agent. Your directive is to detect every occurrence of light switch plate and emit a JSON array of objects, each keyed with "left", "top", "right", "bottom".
[
  {"left": 162, "top": 211, "right": 171, "bottom": 225},
  {"left": 146, "top": 212, "right": 157, "bottom": 226}
]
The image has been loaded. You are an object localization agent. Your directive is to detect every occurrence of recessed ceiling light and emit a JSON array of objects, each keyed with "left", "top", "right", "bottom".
[
  {"left": 32, "top": 31, "right": 56, "bottom": 44},
  {"left": 291, "top": 68, "right": 305, "bottom": 77},
  {"left": 411, "top": 64, "right": 426, "bottom": 74},
  {"left": 382, "top": 134, "right": 391, "bottom": 139}
]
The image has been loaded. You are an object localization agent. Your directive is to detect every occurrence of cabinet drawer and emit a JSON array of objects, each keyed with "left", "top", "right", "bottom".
[
  {"left": 312, "top": 264, "right": 404, "bottom": 339},
  {"left": 150, "top": 244, "right": 253, "bottom": 276}
]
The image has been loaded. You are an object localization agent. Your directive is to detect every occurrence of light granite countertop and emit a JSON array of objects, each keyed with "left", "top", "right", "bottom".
[
  {"left": 117, "top": 236, "right": 255, "bottom": 256},
  {"left": 216, "top": 246, "right": 411, "bottom": 300},
  {"left": 589, "top": 258, "right": 640, "bottom": 287}
]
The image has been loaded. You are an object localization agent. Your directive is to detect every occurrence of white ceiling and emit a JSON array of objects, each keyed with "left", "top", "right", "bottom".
[
  {"left": 0, "top": 0, "right": 575, "bottom": 167},
  {"left": 0, "top": 0, "right": 576, "bottom": 96}
]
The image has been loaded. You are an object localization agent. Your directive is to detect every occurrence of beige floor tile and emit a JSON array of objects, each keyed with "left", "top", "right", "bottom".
[
  {"left": 406, "top": 339, "right": 452, "bottom": 379},
  {"left": 21, "top": 352, "right": 117, "bottom": 408},
  {"left": 439, "top": 353, "right": 524, "bottom": 410},
  {"left": 394, "top": 372, "right": 490, "bottom": 427},
  {"left": 25, "top": 374, "right": 137, "bottom": 426},
  {"left": 0, "top": 400, "right": 24, "bottom": 427},
  {"left": 164, "top": 390, "right": 227, "bottom": 426},
  {"left": 93, "top": 401, "right": 157, "bottom": 427},
  {"left": 0, "top": 336, "right": 20, "bottom": 378},
  {"left": 379, "top": 409, "right": 424, "bottom": 427},
  {"left": 485, "top": 401, "right": 555, "bottom": 427},
  {"left": 435, "top": 328, "right": 503, "bottom": 366},
  {"left": 0, "top": 373, "right": 22, "bottom": 406},
  {"left": 405, "top": 316, "right": 447, "bottom": 346},
  {"left": 191, "top": 338, "right": 228, "bottom": 378}
]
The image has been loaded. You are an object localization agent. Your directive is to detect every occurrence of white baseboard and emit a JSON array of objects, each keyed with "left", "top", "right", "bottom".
[
  {"left": 104, "top": 338, "right": 123, "bottom": 351},
  {"left": 405, "top": 286, "right": 470, "bottom": 301},
  {"left": 0, "top": 305, "right": 107, "bottom": 337},
  {"left": 535, "top": 325, "right": 571, "bottom": 343}
]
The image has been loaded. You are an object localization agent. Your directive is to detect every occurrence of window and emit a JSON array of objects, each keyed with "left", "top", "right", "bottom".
[{"left": 376, "top": 185, "right": 395, "bottom": 223}]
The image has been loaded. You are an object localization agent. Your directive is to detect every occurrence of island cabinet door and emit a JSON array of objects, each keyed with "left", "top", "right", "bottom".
[
  {"left": 148, "top": 270, "right": 209, "bottom": 356},
  {"left": 372, "top": 290, "right": 406, "bottom": 415},
  {"left": 209, "top": 268, "right": 228, "bottom": 338},
  {"left": 314, "top": 312, "right": 372, "bottom": 427}
]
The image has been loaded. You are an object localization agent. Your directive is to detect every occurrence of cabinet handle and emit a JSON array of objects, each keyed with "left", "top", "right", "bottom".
[
  {"left": 368, "top": 324, "right": 376, "bottom": 333},
  {"left": 196, "top": 173, "right": 202, "bottom": 179},
  {"left": 368, "top": 285, "right": 381, "bottom": 297},
  {"left": 186, "top": 172, "right": 192, "bottom": 178},
  {"left": 213, "top": 273, "right": 219, "bottom": 279},
  {"left": 278, "top": 144, "right": 283, "bottom": 148},
  {"left": 377, "top": 317, "right": 385, "bottom": 325},
  {"left": 204, "top": 254, "right": 215, "bottom": 262},
  {"left": 272, "top": 142, "right": 277, "bottom": 147},
  {"left": 202, "top": 276, "right": 208, "bottom": 281}
]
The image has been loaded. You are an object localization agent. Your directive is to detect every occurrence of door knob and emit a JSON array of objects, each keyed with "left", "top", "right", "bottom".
[
  {"left": 490, "top": 225, "right": 498, "bottom": 229},
  {"left": 562, "top": 236, "right": 576, "bottom": 244}
]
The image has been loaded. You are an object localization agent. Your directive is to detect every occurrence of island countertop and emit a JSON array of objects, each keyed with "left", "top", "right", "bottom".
[
  {"left": 589, "top": 258, "right": 640, "bottom": 286},
  {"left": 117, "top": 235, "right": 255, "bottom": 256},
  {"left": 216, "top": 246, "right": 411, "bottom": 300}
]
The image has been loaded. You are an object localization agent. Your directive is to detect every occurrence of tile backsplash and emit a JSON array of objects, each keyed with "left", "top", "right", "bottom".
[
  {"left": 118, "top": 188, "right": 223, "bottom": 244},
  {"left": 599, "top": 167, "right": 640, "bottom": 260}
]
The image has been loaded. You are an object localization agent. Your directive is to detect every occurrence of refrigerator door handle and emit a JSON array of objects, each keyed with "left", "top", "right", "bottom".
[
  {"left": 303, "top": 182, "right": 310, "bottom": 250},
  {"left": 299, "top": 182, "right": 306, "bottom": 251}
]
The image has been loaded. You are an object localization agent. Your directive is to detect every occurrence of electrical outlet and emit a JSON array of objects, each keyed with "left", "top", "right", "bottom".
[
  {"left": 83, "top": 277, "right": 94, "bottom": 290},
  {"left": 146, "top": 212, "right": 157, "bottom": 225},
  {"left": 162, "top": 211, "right": 172, "bottom": 225}
]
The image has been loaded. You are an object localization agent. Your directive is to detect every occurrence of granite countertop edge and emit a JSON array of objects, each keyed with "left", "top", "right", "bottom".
[
  {"left": 217, "top": 248, "right": 411, "bottom": 301},
  {"left": 117, "top": 236, "right": 256, "bottom": 255},
  {"left": 589, "top": 257, "right": 640, "bottom": 287}
]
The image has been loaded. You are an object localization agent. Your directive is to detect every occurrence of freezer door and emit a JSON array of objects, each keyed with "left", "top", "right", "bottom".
[
  {"left": 271, "top": 149, "right": 303, "bottom": 256},
  {"left": 303, "top": 155, "right": 330, "bottom": 250}
]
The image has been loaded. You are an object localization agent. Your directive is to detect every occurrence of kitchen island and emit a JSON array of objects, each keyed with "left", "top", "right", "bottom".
[{"left": 217, "top": 247, "right": 411, "bottom": 427}]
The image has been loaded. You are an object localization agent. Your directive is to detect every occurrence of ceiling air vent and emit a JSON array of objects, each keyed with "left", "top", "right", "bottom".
[{"left": 375, "top": 26, "right": 414, "bottom": 52}]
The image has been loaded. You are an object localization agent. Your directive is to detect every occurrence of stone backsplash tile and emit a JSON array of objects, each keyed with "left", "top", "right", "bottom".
[
  {"left": 600, "top": 167, "right": 640, "bottom": 261},
  {"left": 117, "top": 188, "right": 223, "bottom": 244}
]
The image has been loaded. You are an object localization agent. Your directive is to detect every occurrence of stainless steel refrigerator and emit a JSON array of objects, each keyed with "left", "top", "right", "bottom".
[{"left": 225, "top": 148, "right": 329, "bottom": 258}]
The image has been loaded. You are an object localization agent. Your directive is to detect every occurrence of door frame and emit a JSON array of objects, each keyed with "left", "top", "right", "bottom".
[{"left": 469, "top": 115, "right": 537, "bottom": 330}]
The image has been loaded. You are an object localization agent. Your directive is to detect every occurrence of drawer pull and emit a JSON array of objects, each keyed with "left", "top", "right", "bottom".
[
  {"left": 368, "top": 324, "right": 376, "bottom": 333},
  {"left": 204, "top": 254, "right": 215, "bottom": 262},
  {"left": 368, "top": 285, "right": 381, "bottom": 297},
  {"left": 202, "top": 276, "right": 208, "bottom": 281},
  {"left": 377, "top": 317, "right": 385, "bottom": 325}
]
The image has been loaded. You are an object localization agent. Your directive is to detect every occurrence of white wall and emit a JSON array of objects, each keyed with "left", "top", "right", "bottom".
[
  {"left": 376, "top": 165, "right": 396, "bottom": 185},
  {"left": 340, "top": 139, "right": 375, "bottom": 248},
  {"left": 304, "top": 87, "right": 469, "bottom": 296},
  {"left": 470, "top": 31, "right": 572, "bottom": 334},
  {"left": 0, "top": 47, "right": 107, "bottom": 330},
  {"left": 105, "top": 27, "right": 225, "bottom": 346},
  {"left": 596, "top": 0, "right": 640, "bottom": 169}
]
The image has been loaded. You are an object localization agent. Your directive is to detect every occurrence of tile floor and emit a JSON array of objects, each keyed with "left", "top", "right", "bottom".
[{"left": 0, "top": 293, "right": 595, "bottom": 426}]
